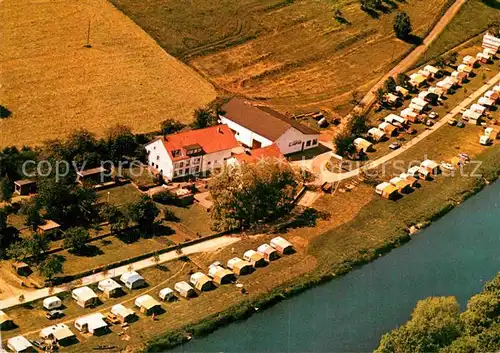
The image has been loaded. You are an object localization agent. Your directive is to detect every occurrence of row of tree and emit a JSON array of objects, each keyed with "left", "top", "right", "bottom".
[{"left": 376, "top": 272, "right": 500, "bottom": 353}]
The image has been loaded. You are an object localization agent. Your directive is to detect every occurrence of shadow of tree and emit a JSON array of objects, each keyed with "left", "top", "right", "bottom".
[
  {"left": 0, "top": 105, "right": 12, "bottom": 119},
  {"left": 481, "top": 0, "right": 500, "bottom": 9}
]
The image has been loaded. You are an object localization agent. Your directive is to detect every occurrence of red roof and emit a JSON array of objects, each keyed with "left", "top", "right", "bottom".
[
  {"left": 159, "top": 125, "right": 239, "bottom": 162},
  {"left": 234, "top": 144, "right": 285, "bottom": 164}
]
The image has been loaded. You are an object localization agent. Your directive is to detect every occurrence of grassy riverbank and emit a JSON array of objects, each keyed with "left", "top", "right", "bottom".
[{"left": 143, "top": 144, "right": 500, "bottom": 352}]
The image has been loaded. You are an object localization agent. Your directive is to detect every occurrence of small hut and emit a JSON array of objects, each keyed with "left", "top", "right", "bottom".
[
  {"left": 37, "top": 220, "right": 61, "bottom": 238},
  {"left": 257, "top": 244, "right": 279, "bottom": 261},
  {"left": 208, "top": 265, "right": 235, "bottom": 285},
  {"left": 227, "top": 257, "right": 253, "bottom": 276},
  {"left": 270, "top": 237, "right": 294, "bottom": 255},
  {"left": 110, "top": 304, "right": 136, "bottom": 323},
  {"left": 190, "top": 272, "right": 213, "bottom": 291},
  {"left": 159, "top": 288, "right": 176, "bottom": 301},
  {"left": 13, "top": 179, "right": 37, "bottom": 196},
  {"left": 174, "top": 281, "right": 196, "bottom": 299},
  {"left": 98, "top": 278, "right": 123, "bottom": 298},
  {"left": 134, "top": 295, "right": 162, "bottom": 315},
  {"left": 243, "top": 250, "right": 267, "bottom": 267}
]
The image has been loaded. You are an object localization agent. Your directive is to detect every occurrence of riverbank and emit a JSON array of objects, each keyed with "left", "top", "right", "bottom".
[{"left": 143, "top": 144, "right": 500, "bottom": 352}]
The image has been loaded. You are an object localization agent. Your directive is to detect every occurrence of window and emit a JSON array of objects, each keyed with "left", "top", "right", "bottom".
[
  {"left": 156, "top": 155, "right": 159, "bottom": 160},
  {"left": 179, "top": 162, "right": 184, "bottom": 168},
  {"left": 174, "top": 170, "right": 178, "bottom": 177},
  {"left": 194, "top": 166, "right": 200, "bottom": 173},
  {"left": 184, "top": 168, "right": 189, "bottom": 175},
  {"left": 313, "top": 139, "right": 318, "bottom": 145},
  {"left": 306, "top": 140, "right": 311, "bottom": 147},
  {"left": 207, "top": 161, "right": 211, "bottom": 165},
  {"left": 185, "top": 160, "right": 190, "bottom": 167}
]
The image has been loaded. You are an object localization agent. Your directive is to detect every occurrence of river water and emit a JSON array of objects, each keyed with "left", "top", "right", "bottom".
[{"left": 175, "top": 181, "right": 500, "bottom": 353}]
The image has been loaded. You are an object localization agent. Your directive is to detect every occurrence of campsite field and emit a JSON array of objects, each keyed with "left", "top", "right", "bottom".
[
  {"left": 0, "top": 0, "right": 216, "bottom": 148},
  {"left": 110, "top": 0, "right": 451, "bottom": 115}
]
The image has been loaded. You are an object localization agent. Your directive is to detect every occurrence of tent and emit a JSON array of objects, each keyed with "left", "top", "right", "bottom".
[
  {"left": 174, "top": 281, "right": 196, "bottom": 298},
  {"left": 243, "top": 250, "right": 268, "bottom": 267},
  {"left": 190, "top": 272, "right": 213, "bottom": 291},
  {"left": 98, "top": 278, "right": 123, "bottom": 298},
  {"left": 72, "top": 287, "right": 98, "bottom": 308},
  {"left": 135, "top": 295, "right": 162, "bottom": 315},
  {"left": 7, "top": 335, "right": 35, "bottom": 353},
  {"left": 270, "top": 236, "right": 294, "bottom": 254},
  {"left": 159, "top": 288, "right": 176, "bottom": 301},
  {"left": 74, "top": 313, "right": 108, "bottom": 335},
  {"left": 111, "top": 304, "right": 136, "bottom": 323},
  {"left": 257, "top": 244, "right": 280, "bottom": 261},
  {"left": 227, "top": 257, "right": 253, "bottom": 275},
  {"left": 40, "top": 324, "right": 76, "bottom": 345},
  {"left": 120, "top": 271, "right": 146, "bottom": 290},
  {"left": 208, "top": 265, "right": 236, "bottom": 285}
]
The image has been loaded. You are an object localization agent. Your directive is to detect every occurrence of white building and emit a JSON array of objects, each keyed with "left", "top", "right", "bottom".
[
  {"left": 145, "top": 124, "right": 240, "bottom": 181},
  {"left": 219, "top": 98, "right": 320, "bottom": 155}
]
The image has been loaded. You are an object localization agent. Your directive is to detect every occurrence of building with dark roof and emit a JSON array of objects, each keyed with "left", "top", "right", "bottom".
[{"left": 220, "top": 98, "right": 320, "bottom": 155}]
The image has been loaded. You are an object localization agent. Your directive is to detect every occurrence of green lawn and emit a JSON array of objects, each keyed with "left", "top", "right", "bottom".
[
  {"left": 417, "top": 0, "right": 500, "bottom": 65},
  {"left": 162, "top": 204, "right": 213, "bottom": 237},
  {"left": 97, "top": 183, "right": 142, "bottom": 207}
]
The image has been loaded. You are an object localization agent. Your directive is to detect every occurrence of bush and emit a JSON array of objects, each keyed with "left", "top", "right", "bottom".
[{"left": 152, "top": 191, "right": 178, "bottom": 205}]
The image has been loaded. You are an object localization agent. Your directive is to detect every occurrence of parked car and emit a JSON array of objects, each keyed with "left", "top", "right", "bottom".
[
  {"left": 448, "top": 119, "right": 457, "bottom": 126},
  {"left": 429, "top": 112, "right": 439, "bottom": 119},
  {"left": 46, "top": 310, "right": 64, "bottom": 320},
  {"left": 405, "top": 127, "right": 417, "bottom": 135},
  {"left": 425, "top": 120, "right": 435, "bottom": 127},
  {"left": 457, "top": 121, "right": 465, "bottom": 128},
  {"left": 105, "top": 313, "right": 122, "bottom": 325},
  {"left": 389, "top": 142, "right": 401, "bottom": 150}
]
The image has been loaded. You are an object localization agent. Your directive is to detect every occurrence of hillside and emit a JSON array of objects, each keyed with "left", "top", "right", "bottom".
[
  {"left": 0, "top": 0, "right": 216, "bottom": 147},
  {"left": 110, "top": 0, "right": 452, "bottom": 114}
]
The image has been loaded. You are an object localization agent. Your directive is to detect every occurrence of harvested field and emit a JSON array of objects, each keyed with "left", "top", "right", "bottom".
[
  {"left": 0, "top": 0, "right": 216, "bottom": 148},
  {"left": 111, "top": 0, "right": 451, "bottom": 115}
]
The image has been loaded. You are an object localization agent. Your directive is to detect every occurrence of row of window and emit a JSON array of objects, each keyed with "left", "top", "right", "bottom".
[
  {"left": 174, "top": 157, "right": 201, "bottom": 169},
  {"left": 306, "top": 139, "right": 318, "bottom": 148}
]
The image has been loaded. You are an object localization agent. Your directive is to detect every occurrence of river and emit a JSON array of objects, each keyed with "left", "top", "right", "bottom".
[{"left": 175, "top": 181, "right": 500, "bottom": 353}]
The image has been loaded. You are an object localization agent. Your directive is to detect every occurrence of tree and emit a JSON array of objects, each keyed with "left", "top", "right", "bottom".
[
  {"left": 0, "top": 175, "right": 14, "bottom": 203},
  {"left": 160, "top": 119, "right": 184, "bottom": 135},
  {"left": 383, "top": 77, "right": 397, "bottom": 93},
  {"left": 106, "top": 124, "right": 137, "bottom": 162},
  {"left": 152, "top": 190, "right": 178, "bottom": 205},
  {"left": 376, "top": 87, "right": 386, "bottom": 104},
  {"left": 63, "top": 227, "right": 90, "bottom": 254},
  {"left": 347, "top": 114, "right": 369, "bottom": 135},
  {"left": 26, "top": 234, "right": 50, "bottom": 261},
  {"left": 192, "top": 108, "right": 215, "bottom": 129},
  {"left": 393, "top": 11, "right": 412, "bottom": 39},
  {"left": 128, "top": 196, "right": 160, "bottom": 232},
  {"left": 0, "top": 208, "right": 7, "bottom": 234},
  {"left": 39, "top": 255, "right": 64, "bottom": 281},
  {"left": 6, "top": 240, "right": 29, "bottom": 261},
  {"left": 444, "top": 51, "right": 459, "bottom": 67},
  {"left": 434, "top": 56, "right": 446, "bottom": 69},
  {"left": 396, "top": 73, "right": 410, "bottom": 88},
  {"left": 210, "top": 160, "right": 300, "bottom": 231},
  {"left": 23, "top": 202, "right": 43, "bottom": 231},
  {"left": 376, "top": 296, "right": 462, "bottom": 353},
  {"left": 333, "top": 132, "right": 356, "bottom": 158},
  {"left": 100, "top": 204, "right": 129, "bottom": 234}
]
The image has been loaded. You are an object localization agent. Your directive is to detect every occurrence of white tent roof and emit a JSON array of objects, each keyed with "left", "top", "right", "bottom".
[
  {"left": 43, "top": 296, "right": 62, "bottom": 309},
  {"left": 375, "top": 182, "right": 391, "bottom": 192},
  {"left": 257, "top": 243, "right": 276, "bottom": 254},
  {"left": 411, "top": 97, "right": 428, "bottom": 107},
  {"left": 463, "top": 110, "right": 482, "bottom": 120},
  {"left": 75, "top": 313, "right": 107, "bottom": 331},
  {"left": 401, "top": 108, "right": 418, "bottom": 118},
  {"left": 270, "top": 236, "right": 292, "bottom": 249},
  {"left": 384, "top": 114, "right": 405, "bottom": 124},
  {"left": 159, "top": 288, "right": 174, "bottom": 299},
  {"left": 98, "top": 278, "right": 122, "bottom": 292},
  {"left": 111, "top": 304, "right": 135, "bottom": 318},
  {"left": 120, "top": 271, "right": 144, "bottom": 284},
  {"left": 421, "top": 160, "right": 439, "bottom": 169},
  {"left": 424, "top": 65, "right": 439, "bottom": 74},
  {"left": 72, "top": 286, "right": 97, "bottom": 302},
  {"left": 174, "top": 281, "right": 194, "bottom": 292},
  {"left": 135, "top": 295, "right": 160, "bottom": 310},
  {"left": 40, "top": 324, "right": 74, "bottom": 340},
  {"left": 470, "top": 104, "right": 486, "bottom": 114},
  {"left": 7, "top": 336, "right": 33, "bottom": 353}
]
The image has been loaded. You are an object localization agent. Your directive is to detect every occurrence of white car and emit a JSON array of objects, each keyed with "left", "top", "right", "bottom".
[{"left": 429, "top": 112, "right": 439, "bottom": 119}]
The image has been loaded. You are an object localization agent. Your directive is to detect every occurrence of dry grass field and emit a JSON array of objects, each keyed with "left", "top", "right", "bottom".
[
  {"left": 0, "top": 0, "right": 216, "bottom": 148},
  {"left": 111, "top": 0, "right": 451, "bottom": 115}
]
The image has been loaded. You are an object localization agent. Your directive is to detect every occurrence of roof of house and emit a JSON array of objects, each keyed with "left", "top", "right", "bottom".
[
  {"left": 13, "top": 179, "right": 36, "bottom": 186},
  {"left": 151, "top": 124, "right": 239, "bottom": 162},
  {"left": 40, "top": 324, "right": 75, "bottom": 340},
  {"left": 234, "top": 144, "right": 284, "bottom": 164},
  {"left": 7, "top": 335, "right": 33, "bottom": 352},
  {"left": 221, "top": 98, "right": 319, "bottom": 141},
  {"left": 38, "top": 220, "right": 60, "bottom": 231}
]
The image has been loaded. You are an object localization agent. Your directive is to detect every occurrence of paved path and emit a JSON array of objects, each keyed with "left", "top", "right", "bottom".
[
  {"left": 353, "top": 0, "right": 467, "bottom": 114},
  {"left": 0, "top": 236, "right": 240, "bottom": 310},
  {"left": 318, "top": 72, "right": 500, "bottom": 182}
]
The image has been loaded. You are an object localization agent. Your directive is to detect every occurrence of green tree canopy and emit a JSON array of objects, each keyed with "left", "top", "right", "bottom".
[
  {"left": 0, "top": 175, "right": 14, "bottom": 202},
  {"left": 63, "top": 227, "right": 90, "bottom": 254},
  {"left": 192, "top": 108, "right": 216, "bottom": 129},
  {"left": 394, "top": 11, "right": 413, "bottom": 39},
  {"left": 128, "top": 196, "right": 160, "bottom": 232},
  {"left": 347, "top": 113, "right": 369, "bottom": 136},
  {"left": 333, "top": 132, "right": 356, "bottom": 158},
  {"left": 39, "top": 255, "right": 64, "bottom": 281},
  {"left": 209, "top": 160, "right": 301, "bottom": 231},
  {"left": 160, "top": 119, "right": 185, "bottom": 135},
  {"left": 100, "top": 204, "right": 129, "bottom": 234},
  {"left": 384, "top": 77, "right": 397, "bottom": 93}
]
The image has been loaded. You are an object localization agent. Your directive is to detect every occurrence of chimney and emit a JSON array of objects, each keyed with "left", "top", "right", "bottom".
[
  {"left": 164, "top": 135, "right": 168, "bottom": 141},
  {"left": 217, "top": 127, "right": 222, "bottom": 134}
]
